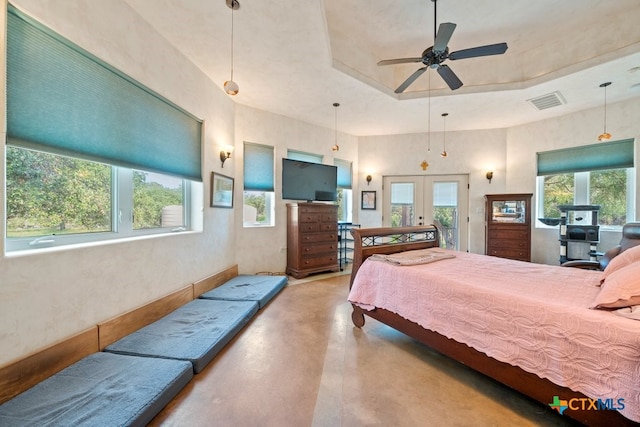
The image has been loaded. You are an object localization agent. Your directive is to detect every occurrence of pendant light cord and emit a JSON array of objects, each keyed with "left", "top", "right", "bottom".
[
  {"left": 230, "top": 4, "right": 234, "bottom": 81},
  {"left": 427, "top": 71, "right": 431, "bottom": 151}
]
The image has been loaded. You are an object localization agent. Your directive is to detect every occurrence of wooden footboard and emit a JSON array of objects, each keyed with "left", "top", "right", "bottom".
[{"left": 348, "top": 226, "right": 636, "bottom": 426}]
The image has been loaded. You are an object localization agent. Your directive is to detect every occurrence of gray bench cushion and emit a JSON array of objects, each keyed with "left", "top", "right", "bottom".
[
  {"left": 0, "top": 352, "right": 192, "bottom": 427},
  {"left": 104, "top": 299, "right": 259, "bottom": 373},
  {"left": 199, "top": 274, "right": 287, "bottom": 308}
]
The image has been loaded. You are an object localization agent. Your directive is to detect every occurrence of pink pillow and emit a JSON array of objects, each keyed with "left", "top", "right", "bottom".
[
  {"left": 592, "top": 261, "right": 640, "bottom": 309},
  {"left": 602, "top": 244, "right": 640, "bottom": 282}
]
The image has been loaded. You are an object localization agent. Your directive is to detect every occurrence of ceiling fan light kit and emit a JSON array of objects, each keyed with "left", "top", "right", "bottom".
[{"left": 378, "top": 0, "right": 508, "bottom": 93}]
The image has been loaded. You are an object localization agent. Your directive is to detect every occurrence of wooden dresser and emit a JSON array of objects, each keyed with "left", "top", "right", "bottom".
[
  {"left": 286, "top": 203, "right": 339, "bottom": 279},
  {"left": 485, "top": 193, "right": 532, "bottom": 262}
]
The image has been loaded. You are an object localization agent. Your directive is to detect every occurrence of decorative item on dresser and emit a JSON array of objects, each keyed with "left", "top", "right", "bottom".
[
  {"left": 286, "top": 203, "right": 340, "bottom": 279},
  {"left": 485, "top": 193, "right": 532, "bottom": 262}
]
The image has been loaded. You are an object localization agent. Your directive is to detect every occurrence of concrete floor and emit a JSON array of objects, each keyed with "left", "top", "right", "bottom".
[{"left": 149, "top": 272, "right": 578, "bottom": 427}]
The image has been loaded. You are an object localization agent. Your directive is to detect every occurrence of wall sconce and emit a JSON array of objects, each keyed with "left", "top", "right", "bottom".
[
  {"left": 220, "top": 150, "right": 231, "bottom": 168},
  {"left": 486, "top": 171, "right": 493, "bottom": 183},
  {"left": 366, "top": 175, "right": 372, "bottom": 185}
]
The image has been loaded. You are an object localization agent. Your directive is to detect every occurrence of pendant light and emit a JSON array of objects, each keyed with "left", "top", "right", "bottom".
[
  {"left": 421, "top": 71, "right": 431, "bottom": 170},
  {"left": 223, "top": 0, "right": 240, "bottom": 96},
  {"left": 332, "top": 102, "right": 340, "bottom": 151},
  {"left": 440, "top": 113, "right": 449, "bottom": 158},
  {"left": 597, "top": 81, "right": 612, "bottom": 142}
]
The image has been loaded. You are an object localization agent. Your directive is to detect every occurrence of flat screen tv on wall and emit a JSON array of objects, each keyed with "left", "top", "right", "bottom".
[{"left": 282, "top": 158, "right": 337, "bottom": 202}]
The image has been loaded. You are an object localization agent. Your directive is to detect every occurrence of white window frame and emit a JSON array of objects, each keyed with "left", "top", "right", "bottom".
[
  {"left": 5, "top": 152, "right": 201, "bottom": 253},
  {"left": 536, "top": 168, "right": 635, "bottom": 231}
]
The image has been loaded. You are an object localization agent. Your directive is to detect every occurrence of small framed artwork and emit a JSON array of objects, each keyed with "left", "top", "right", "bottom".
[
  {"left": 361, "top": 190, "right": 376, "bottom": 210},
  {"left": 210, "top": 172, "right": 234, "bottom": 208}
]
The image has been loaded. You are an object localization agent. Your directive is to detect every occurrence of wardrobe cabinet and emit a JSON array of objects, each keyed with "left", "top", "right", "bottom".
[{"left": 485, "top": 194, "right": 532, "bottom": 262}]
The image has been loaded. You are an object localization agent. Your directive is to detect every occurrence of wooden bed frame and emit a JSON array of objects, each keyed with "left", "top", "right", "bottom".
[{"left": 348, "top": 226, "right": 636, "bottom": 426}]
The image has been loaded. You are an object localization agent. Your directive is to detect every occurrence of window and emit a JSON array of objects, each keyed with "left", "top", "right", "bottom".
[
  {"left": 243, "top": 142, "right": 275, "bottom": 227},
  {"left": 537, "top": 139, "right": 635, "bottom": 228},
  {"left": 6, "top": 147, "right": 198, "bottom": 252},
  {"left": 5, "top": 7, "right": 202, "bottom": 252},
  {"left": 287, "top": 150, "right": 323, "bottom": 163},
  {"left": 132, "top": 171, "right": 185, "bottom": 230},
  {"left": 6, "top": 147, "right": 112, "bottom": 239},
  {"left": 334, "top": 158, "right": 353, "bottom": 222}
]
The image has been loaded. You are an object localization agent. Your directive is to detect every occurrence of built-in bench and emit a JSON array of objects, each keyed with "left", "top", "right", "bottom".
[{"left": 0, "top": 267, "right": 288, "bottom": 426}]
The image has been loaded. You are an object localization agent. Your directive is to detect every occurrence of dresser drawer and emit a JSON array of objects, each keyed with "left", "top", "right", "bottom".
[
  {"left": 299, "top": 213, "right": 321, "bottom": 223},
  {"left": 488, "top": 248, "right": 529, "bottom": 260},
  {"left": 322, "top": 213, "right": 338, "bottom": 222},
  {"left": 301, "top": 232, "right": 337, "bottom": 243},
  {"left": 320, "top": 222, "right": 337, "bottom": 232},
  {"left": 488, "top": 229, "right": 529, "bottom": 240},
  {"left": 301, "top": 254, "right": 338, "bottom": 269},
  {"left": 489, "top": 239, "right": 529, "bottom": 249},
  {"left": 302, "top": 242, "right": 337, "bottom": 255},
  {"left": 300, "top": 223, "right": 320, "bottom": 233}
]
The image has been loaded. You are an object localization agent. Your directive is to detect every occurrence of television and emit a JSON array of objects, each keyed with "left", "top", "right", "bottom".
[{"left": 282, "top": 158, "right": 337, "bottom": 202}]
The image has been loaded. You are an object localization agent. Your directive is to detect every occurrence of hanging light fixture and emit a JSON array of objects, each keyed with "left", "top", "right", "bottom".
[
  {"left": 421, "top": 71, "right": 431, "bottom": 170},
  {"left": 440, "top": 112, "right": 449, "bottom": 158},
  {"left": 427, "top": 71, "right": 431, "bottom": 153},
  {"left": 332, "top": 102, "right": 340, "bottom": 151},
  {"left": 597, "top": 81, "right": 612, "bottom": 142},
  {"left": 223, "top": 0, "right": 240, "bottom": 96}
]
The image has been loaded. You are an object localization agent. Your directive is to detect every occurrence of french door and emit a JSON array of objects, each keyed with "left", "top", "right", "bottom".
[{"left": 382, "top": 175, "right": 469, "bottom": 251}]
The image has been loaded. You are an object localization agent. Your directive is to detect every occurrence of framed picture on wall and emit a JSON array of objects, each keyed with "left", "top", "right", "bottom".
[
  {"left": 210, "top": 172, "right": 234, "bottom": 208},
  {"left": 361, "top": 190, "right": 376, "bottom": 210}
]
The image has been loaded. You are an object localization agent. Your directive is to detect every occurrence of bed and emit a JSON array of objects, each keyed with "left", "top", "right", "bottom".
[{"left": 347, "top": 226, "right": 640, "bottom": 426}]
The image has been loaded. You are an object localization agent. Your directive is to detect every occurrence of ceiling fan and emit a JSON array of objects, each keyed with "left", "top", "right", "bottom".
[{"left": 378, "top": 0, "right": 508, "bottom": 93}]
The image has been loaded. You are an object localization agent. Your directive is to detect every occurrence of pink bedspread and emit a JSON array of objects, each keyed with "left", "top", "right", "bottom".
[{"left": 348, "top": 249, "right": 640, "bottom": 422}]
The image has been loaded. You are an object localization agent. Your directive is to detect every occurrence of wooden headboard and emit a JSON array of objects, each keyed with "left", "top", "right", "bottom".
[{"left": 349, "top": 226, "right": 439, "bottom": 287}]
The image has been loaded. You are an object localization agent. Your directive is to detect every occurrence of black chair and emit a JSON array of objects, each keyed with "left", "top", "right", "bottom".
[{"left": 562, "top": 222, "right": 640, "bottom": 270}]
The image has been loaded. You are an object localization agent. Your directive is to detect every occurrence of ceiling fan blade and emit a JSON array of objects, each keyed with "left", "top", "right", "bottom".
[
  {"left": 433, "top": 22, "right": 456, "bottom": 53},
  {"left": 437, "top": 64, "right": 463, "bottom": 90},
  {"left": 449, "top": 42, "right": 508, "bottom": 60},
  {"left": 377, "top": 57, "right": 422, "bottom": 66},
  {"left": 395, "top": 67, "right": 428, "bottom": 93}
]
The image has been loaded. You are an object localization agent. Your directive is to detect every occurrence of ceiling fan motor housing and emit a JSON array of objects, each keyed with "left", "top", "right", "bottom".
[{"left": 422, "top": 47, "right": 449, "bottom": 67}]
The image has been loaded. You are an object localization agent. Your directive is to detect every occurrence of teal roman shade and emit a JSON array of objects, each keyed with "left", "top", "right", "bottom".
[
  {"left": 287, "top": 150, "right": 322, "bottom": 164},
  {"left": 6, "top": 6, "right": 203, "bottom": 181},
  {"left": 244, "top": 142, "right": 274, "bottom": 191},
  {"left": 537, "top": 139, "right": 634, "bottom": 176},
  {"left": 334, "top": 158, "right": 352, "bottom": 189}
]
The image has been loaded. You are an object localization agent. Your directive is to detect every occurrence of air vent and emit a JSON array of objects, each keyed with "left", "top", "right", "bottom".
[{"left": 526, "top": 91, "right": 567, "bottom": 111}]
